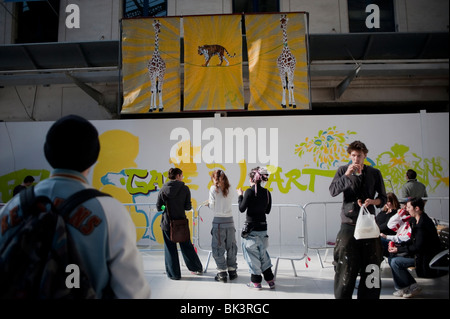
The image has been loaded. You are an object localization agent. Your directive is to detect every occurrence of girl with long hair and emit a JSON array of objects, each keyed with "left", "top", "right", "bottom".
[{"left": 208, "top": 169, "right": 238, "bottom": 282}]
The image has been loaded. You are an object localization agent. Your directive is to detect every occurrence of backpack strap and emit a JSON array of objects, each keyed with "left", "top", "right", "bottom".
[
  {"left": 57, "top": 189, "right": 111, "bottom": 218},
  {"left": 19, "top": 185, "right": 53, "bottom": 217},
  {"left": 19, "top": 185, "right": 36, "bottom": 215}
]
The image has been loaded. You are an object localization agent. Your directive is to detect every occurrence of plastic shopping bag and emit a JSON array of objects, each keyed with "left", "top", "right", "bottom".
[{"left": 354, "top": 205, "right": 380, "bottom": 240}]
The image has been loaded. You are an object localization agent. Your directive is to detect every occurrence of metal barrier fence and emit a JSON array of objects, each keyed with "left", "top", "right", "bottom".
[
  {"left": 301, "top": 200, "right": 342, "bottom": 268},
  {"left": 194, "top": 203, "right": 308, "bottom": 278},
  {"left": 301, "top": 196, "right": 449, "bottom": 268},
  {"left": 123, "top": 202, "right": 164, "bottom": 251},
  {"left": 123, "top": 196, "right": 448, "bottom": 274}
]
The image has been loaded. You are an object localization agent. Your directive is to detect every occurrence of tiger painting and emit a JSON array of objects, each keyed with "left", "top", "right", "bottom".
[{"left": 197, "top": 44, "right": 236, "bottom": 67}]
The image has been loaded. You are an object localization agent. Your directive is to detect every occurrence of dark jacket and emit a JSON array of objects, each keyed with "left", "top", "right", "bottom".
[
  {"left": 376, "top": 209, "right": 397, "bottom": 235},
  {"left": 156, "top": 180, "right": 192, "bottom": 231},
  {"left": 329, "top": 164, "right": 387, "bottom": 224},
  {"left": 397, "top": 212, "right": 443, "bottom": 278},
  {"left": 238, "top": 184, "right": 272, "bottom": 231}
]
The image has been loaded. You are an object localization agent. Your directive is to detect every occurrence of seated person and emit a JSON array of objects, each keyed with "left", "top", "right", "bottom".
[
  {"left": 379, "top": 196, "right": 412, "bottom": 257},
  {"left": 376, "top": 192, "right": 399, "bottom": 235},
  {"left": 388, "top": 198, "right": 445, "bottom": 298}
]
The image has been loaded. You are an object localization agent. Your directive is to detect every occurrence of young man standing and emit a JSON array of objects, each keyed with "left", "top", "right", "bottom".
[
  {"left": 329, "top": 140, "right": 387, "bottom": 299},
  {"left": 401, "top": 169, "right": 428, "bottom": 200},
  {"left": 0, "top": 115, "right": 151, "bottom": 299}
]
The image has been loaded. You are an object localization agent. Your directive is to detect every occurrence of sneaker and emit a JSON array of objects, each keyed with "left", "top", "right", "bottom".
[
  {"left": 393, "top": 288, "right": 407, "bottom": 297},
  {"left": 403, "top": 284, "right": 422, "bottom": 298},
  {"left": 246, "top": 282, "right": 262, "bottom": 290},
  {"left": 266, "top": 279, "right": 275, "bottom": 289},
  {"left": 215, "top": 271, "right": 227, "bottom": 283},
  {"left": 228, "top": 270, "right": 238, "bottom": 281},
  {"left": 191, "top": 270, "right": 203, "bottom": 275}
]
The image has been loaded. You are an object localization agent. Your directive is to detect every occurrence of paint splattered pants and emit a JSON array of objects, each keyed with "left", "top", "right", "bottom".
[{"left": 333, "top": 223, "right": 383, "bottom": 299}]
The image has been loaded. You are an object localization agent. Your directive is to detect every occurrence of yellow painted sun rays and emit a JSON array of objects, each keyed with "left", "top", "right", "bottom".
[
  {"left": 183, "top": 15, "right": 244, "bottom": 111},
  {"left": 245, "top": 13, "right": 310, "bottom": 110},
  {"left": 121, "top": 17, "right": 181, "bottom": 113},
  {"left": 121, "top": 13, "right": 309, "bottom": 113}
]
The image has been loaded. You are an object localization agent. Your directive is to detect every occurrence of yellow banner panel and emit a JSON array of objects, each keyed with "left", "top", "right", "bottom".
[
  {"left": 183, "top": 15, "right": 244, "bottom": 111},
  {"left": 121, "top": 17, "right": 181, "bottom": 113},
  {"left": 245, "top": 13, "right": 310, "bottom": 111}
]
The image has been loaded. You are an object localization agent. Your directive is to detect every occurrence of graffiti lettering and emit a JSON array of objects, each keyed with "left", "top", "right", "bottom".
[{"left": 266, "top": 167, "right": 336, "bottom": 194}]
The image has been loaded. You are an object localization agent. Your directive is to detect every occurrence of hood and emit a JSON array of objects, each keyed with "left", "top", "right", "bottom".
[{"left": 161, "top": 180, "right": 185, "bottom": 199}]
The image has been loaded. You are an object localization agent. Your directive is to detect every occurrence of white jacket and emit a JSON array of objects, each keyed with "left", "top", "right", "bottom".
[
  {"left": 208, "top": 185, "right": 233, "bottom": 218},
  {"left": 0, "top": 169, "right": 151, "bottom": 299},
  {"left": 386, "top": 208, "right": 412, "bottom": 243}
]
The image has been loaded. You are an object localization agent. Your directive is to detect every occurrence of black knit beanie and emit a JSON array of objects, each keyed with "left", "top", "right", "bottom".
[{"left": 44, "top": 115, "right": 100, "bottom": 172}]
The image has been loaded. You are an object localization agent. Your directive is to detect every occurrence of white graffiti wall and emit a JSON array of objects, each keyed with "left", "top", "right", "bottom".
[{"left": 1, "top": 113, "right": 448, "bottom": 253}]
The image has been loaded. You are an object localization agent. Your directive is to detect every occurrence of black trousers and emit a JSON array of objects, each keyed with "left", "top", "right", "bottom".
[
  {"left": 333, "top": 223, "right": 383, "bottom": 299},
  {"left": 162, "top": 229, "right": 203, "bottom": 279}
]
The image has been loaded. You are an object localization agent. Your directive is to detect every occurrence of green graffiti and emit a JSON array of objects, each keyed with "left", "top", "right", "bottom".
[
  {"left": 376, "top": 143, "right": 448, "bottom": 194},
  {"left": 0, "top": 169, "right": 50, "bottom": 202},
  {"left": 266, "top": 166, "right": 336, "bottom": 194},
  {"left": 124, "top": 168, "right": 165, "bottom": 195}
]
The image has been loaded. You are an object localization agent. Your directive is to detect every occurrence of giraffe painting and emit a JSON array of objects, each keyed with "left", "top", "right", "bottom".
[
  {"left": 147, "top": 19, "right": 166, "bottom": 112},
  {"left": 276, "top": 14, "right": 296, "bottom": 108}
]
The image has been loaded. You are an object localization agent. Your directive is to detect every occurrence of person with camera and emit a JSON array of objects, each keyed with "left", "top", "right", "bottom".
[{"left": 237, "top": 167, "right": 274, "bottom": 290}]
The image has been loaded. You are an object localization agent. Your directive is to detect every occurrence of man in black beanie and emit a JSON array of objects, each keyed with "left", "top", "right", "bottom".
[
  {"left": 44, "top": 114, "right": 100, "bottom": 173},
  {"left": 0, "top": 115, "right": 151, "bottom": 298}
]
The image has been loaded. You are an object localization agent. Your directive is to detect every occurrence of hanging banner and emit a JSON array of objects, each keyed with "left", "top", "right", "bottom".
[
  {"left": 183, "top": 14, "right": 244, "bottom": 111},
  {"left": 121, "top": 17, "right": 181, "bottom": 113},
  {"left": 245, "top": 13, "right": 310, "bottom": 111}
]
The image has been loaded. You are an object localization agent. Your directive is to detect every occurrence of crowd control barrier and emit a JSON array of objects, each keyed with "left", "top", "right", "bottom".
[
  {"left": 123, "top": 202, "right": 164, "bottom": 251},
  {"left": 301, "top": 197, "right": 449, "bottom": 268},
  {"left": 194, "top": 203, "right": 308, "bottom": 278},
  {"left": 123, "top": 196, "right": 448, "bottom": 275}
]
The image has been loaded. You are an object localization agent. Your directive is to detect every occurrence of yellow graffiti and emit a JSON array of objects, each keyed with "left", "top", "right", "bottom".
[
  {"left": 295, "top": 127, "right": 356, "bottom": 169},
  {"left": 93, "top": 130, "right": 152, "bottom": 242},
  {"left": 169, "top": 140, "right": 199, "bottom": 190}
]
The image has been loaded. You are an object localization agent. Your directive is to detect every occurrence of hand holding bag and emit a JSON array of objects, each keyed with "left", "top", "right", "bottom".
[
  {"left": 165, "top": 203, "right": 190, "bottom": 243},
  {"left": 354, "top": 205, "right": 380, "bottom": 240}
]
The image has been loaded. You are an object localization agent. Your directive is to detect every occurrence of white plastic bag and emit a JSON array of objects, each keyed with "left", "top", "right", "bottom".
[{"left": 354, "top": 205, "right": 380, "bottom": 240}]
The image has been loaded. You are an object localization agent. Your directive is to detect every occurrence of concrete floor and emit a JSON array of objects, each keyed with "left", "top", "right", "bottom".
[{"left": 141, "top": 248, "right": 449, "bottom": 300}]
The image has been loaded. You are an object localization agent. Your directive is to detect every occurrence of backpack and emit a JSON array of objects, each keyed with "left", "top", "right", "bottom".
[{"left": 0, "top": 186, "right": 111, "bottom": 299}]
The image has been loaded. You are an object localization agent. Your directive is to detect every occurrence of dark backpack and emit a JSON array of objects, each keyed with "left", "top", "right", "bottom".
[{"left": 0, "top": 186, "right": 111, "bottom": 299}]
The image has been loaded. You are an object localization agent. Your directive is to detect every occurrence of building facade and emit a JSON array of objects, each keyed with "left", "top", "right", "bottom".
[{"left": 0, "top": 0, "right": 448, "bottom": 121}]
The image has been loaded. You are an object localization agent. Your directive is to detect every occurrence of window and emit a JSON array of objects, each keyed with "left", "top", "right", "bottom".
[
  {"left": 232, "top": 0, "right": 279, "bottom": 13},
  {"left": 348, "top": 0, "right": 395, "bottom": 33},
  {"left": 123, "top": 0, "right": 167, "bottom": 18},
  {"left": 14, "top": 0, "right": 60, "bottom": 43}
]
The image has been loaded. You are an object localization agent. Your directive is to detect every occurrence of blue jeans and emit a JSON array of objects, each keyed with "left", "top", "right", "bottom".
[
  {"left": 388, "top": 255, "right": 416, "bottom": 289},
  {"left": 241, "top": 230, "right": 272, "bottom": 276},
  {"left": 162, "top": 230, "right": 203, "bottom": 279}
]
